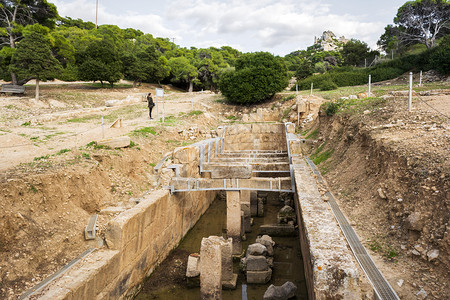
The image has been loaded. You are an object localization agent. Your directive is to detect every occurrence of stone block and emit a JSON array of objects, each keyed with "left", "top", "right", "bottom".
[
  {"left": 200, "top": 237, "right": 222, "bottom": 299},
  {"left": 286, "top": 123, "right": 295, "bottom": 134},
  {"left": 211, "top": 165, "right": 252, "bottom": 179},
  {"left": 186, "top": 254, "right": 200, "bottom": 277},
  {"left": 247, "top": 243, "right": 267, "bottom": 256},
  {"left": 247, "top": 269, "right": 272, "bottom": 284},
  {"left": 246, "top": 255, "right": 269, "bottom": 271},
  {"left": 256, "top": 235, "right": 275, "bottom": 256},
  {"left": 222, "top": 273, "right": 238, "bottom": 290},
  {"left": 263, "top": 281, "right": 297, "bottom": 300},
  {"left": 226, "top": 191, "right": 242, "bottom": 255},
  {"left": 97, "top": 136, "right": 130, "bottom": 149}
]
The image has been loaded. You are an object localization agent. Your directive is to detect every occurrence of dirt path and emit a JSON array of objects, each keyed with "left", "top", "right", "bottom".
[{"left": 0, "top": 85, "right": 219, "bottom": 171}]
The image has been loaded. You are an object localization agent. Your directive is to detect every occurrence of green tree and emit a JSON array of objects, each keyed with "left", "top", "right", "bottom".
[
  {"left": 77, "top": 39, "right": 122, "bottom": 87},
  {"left": 294, "top": 59, "right": 313, "bottom": 80},
  {"left": 0, "top": 0, "right": 58, "bottom": 84},
  {"left": 394, "top": 0, "right": 450, "bottom": 48},
  {"left": 341, "top": 39, "right": 371, "bottom": 66},
  {"left": 123, "top": 45, "right": 170, "bottom": 86},
  {"left": 168, "top": 56, "right": 198, "bottom": 92},
  {"left": 219, "top": 52, "right": 289, "bottom": 104},
  {"left": 10, "top": 24, "right": 61, "bottom": 100}
]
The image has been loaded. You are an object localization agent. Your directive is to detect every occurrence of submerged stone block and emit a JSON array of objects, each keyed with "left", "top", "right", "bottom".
[
  {"left": 247, "top": 269, "right": 272, "bottom": 284},
  {"left": 246, "top": 255, "right": 269, "bottom": 271}
]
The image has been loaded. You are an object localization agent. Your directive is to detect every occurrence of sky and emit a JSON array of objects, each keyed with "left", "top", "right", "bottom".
[{"left": 51, "top": 0, "right": 407, "bottom": 56}]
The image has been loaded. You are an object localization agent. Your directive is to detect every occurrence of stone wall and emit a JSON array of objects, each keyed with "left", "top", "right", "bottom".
[
  {"left": 31, "top": 146, "right": 217, "bottom": 299},
  {"left": 220, "top": 123, "right": 287, "bottom": 151},
  {"left": 292, "top": 157, "right": 363, "bottom": 299}
]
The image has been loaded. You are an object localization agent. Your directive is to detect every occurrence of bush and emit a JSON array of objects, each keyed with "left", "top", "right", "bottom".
[
  {"left": 324, "top": 101, "right": 340, "bottom": 115},
  {"left": 219, "top": 52, "right": 289, "bottom": 104},
  {"left": 320, "top": 80, "right": 338, "bottom": 91},
  {"left": 428, "top": 35, "right": 450, "bottom": 74}
]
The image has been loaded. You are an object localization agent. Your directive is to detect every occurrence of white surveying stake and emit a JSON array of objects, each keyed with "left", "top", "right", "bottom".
[{"left": 156, "top": 88, "right": 165, "bottom": 122}]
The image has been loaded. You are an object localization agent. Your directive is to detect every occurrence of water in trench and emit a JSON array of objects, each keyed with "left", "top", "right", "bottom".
[{"left": 136, "top": 192, "right": 308, "bottom": 299}]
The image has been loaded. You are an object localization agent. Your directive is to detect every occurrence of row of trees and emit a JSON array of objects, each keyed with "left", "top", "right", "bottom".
[
  {"left": 0, "top": 0, "right": 448, "bottom": 103},
  {"left": 0, "top": 1, "right": 242, "bottom": 99}
]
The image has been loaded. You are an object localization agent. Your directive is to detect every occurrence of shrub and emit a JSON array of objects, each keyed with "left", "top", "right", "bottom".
[
  {"left": 428, "top": 35, "right": 450, "bottom": 74},
  {"left": 324, "top": 101, "right": 340, "bottom": 115},
  {"left": 219, "top": 52, "right": 289, "bottom": 104},
  {"left": 319, "top": 80, "right": 338, "bottom": 91}
]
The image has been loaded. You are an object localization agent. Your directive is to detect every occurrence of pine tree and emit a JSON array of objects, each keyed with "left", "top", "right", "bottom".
[{"left": 11, "top": 25, "right": 62, "bottom": 100}]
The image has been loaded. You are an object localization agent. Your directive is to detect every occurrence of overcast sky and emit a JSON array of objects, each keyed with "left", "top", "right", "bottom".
[{"left": 51, "top": 0, "right": 407, "bottom": 55}]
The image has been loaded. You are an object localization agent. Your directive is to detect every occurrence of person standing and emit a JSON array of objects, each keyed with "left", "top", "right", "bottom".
[{"left": 147, "top": 92, "right": 155, "bottom": 119}]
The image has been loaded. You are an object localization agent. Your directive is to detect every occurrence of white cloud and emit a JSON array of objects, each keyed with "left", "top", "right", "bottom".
[{"left": 52, "top": 0, "right": 392, "bottom": 55}]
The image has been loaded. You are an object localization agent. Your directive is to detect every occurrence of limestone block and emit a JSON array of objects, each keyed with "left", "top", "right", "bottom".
[
  {"left": 246, "top": 255, "right": 269, "bottom": 271},
  {"left": 247, "top": 243, "right": 268, "bottom": 256},
  {"left": 289, "top": 140, "right": 302, "bottom": 155},
  {"left": 173, "top": 146, "right": 196, "bottom": 164},
  {"left": 247, "top": 269, "right": 272, "bottom": 284},
  {"left": 208, "top": 236, "right": 234, "bottom": 282},
  {"left": 256, "top": 235, "right": 275, "bottom": 256},
  {"left": 211, "top": 165, "right": 252, "bottom": 179},
  {"left": 186, "top": 254, "right": 200, "bottom": 277},
  {"left": 277, "top": 205, "right": 297, "bottom": 224},
  {"left": 226, "top": 191, "right": 242, "bottom": 255},
  {"left": 286, "top": 123, "right": 295, "bottom": 134},
  {"left": 263, "top": 281, "right": 297, "bottom": 300},
  {"left": 97, "top": 136, "right": 130, "bottom": 149},
  {"left": 200, "top": 238, "right": 222, "bottom": 299}
]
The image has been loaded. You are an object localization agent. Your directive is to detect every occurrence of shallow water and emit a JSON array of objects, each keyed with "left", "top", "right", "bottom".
[{"left": 136, "top": 192, "right": 308, "bottom": 299}]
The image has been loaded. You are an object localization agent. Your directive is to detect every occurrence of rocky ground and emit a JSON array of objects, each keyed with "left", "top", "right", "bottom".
[
  {"left": 305, "top": 87, "right": 449, "bottom": 299},
  {"left": 0, "top": 79, "right": 448, "bottom": 299}
]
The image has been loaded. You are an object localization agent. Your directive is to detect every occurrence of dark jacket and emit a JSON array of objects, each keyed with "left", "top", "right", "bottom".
[{"left": 147, "top": 94, "right": 155, "bottom": 107}]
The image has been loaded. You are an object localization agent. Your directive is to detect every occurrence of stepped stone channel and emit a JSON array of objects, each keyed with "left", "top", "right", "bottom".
[{"left": 25, "top": 123, "right": 366, "bottom": 300}]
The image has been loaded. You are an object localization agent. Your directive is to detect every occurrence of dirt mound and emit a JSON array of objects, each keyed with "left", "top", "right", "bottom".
[{"left": 305, "top": 92, "right": 449, "bottom": 299}]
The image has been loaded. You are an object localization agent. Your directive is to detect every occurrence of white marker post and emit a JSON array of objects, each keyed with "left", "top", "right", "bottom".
[
  {"left": 156, "top": 88, "right": 165, "bottom": 122},
  {"left": 101, "top": 115, "right": 104, "bottom": 138},
  {"left": 310, "top": 82, "right": 313, "bottom": 96},
  {"left": 419, "top": 70, "right": 423, "bottom": 87},
  {"left": 368, "top": 75, "right": 371, "bottom": 98},
  {"left": 408, "top": 72, "right": 413, "bottom": 112}
]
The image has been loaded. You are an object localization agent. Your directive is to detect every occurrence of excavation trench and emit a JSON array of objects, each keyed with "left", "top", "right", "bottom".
[
  {"left": 26, "top": 123, "right": 368, "bottom": 299},
  {"left": 136, "top": 192, "right": 308, "bottom": 299}
]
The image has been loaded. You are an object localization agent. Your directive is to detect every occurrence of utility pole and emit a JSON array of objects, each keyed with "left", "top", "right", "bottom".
[{"left": 96, "top": 0, "right": 98, "bottom": 29}]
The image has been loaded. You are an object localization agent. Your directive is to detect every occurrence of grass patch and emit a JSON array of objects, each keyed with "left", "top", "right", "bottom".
[
  {"left": 29, "top": 184, "right": 38, "bottom": 193},
  {"left": 21, "top": 121, "right": 31, "bottom": 127},
  {"left": 305, "top": 129, "right": 319, "bottom": 139},
  {"left": 281, "top": 107, "right": 292, "bottom": 120},
  {"left": 34, "top": 155, "right": 50, "bottom": 161},
  {"left": 160, "top": 115, "right": 180, "bottom": 126},
  {"left": 226, "top": 115, "right": 238, "bottom": 120},
  {"left": 281, "top": 94, "right": 296, "bottom": 103},
  {"left": 67, "top": 115, "right": 99, "bottom": 123},
  {"left": 311, "top": 149, "right": 334, "bottom": 165},
  {"left": 369, "top": 235, "right": 399, "bottom": 261},
  {"left": 81, "top": 152, "right": 91, "bottom": 159},
  {"left": 56, "top": 148, "right": 71, "bottom": 155},
  {"left": 131, "top": 127, "right": 157, "bottom": 137},
  {"left": 188, "top": 110, "right": 204, "bottom": 116}
]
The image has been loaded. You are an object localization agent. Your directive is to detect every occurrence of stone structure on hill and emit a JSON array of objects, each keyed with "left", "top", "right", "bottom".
[{"left": 314, "top": 30, "right": 349, "bottom": 51}]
